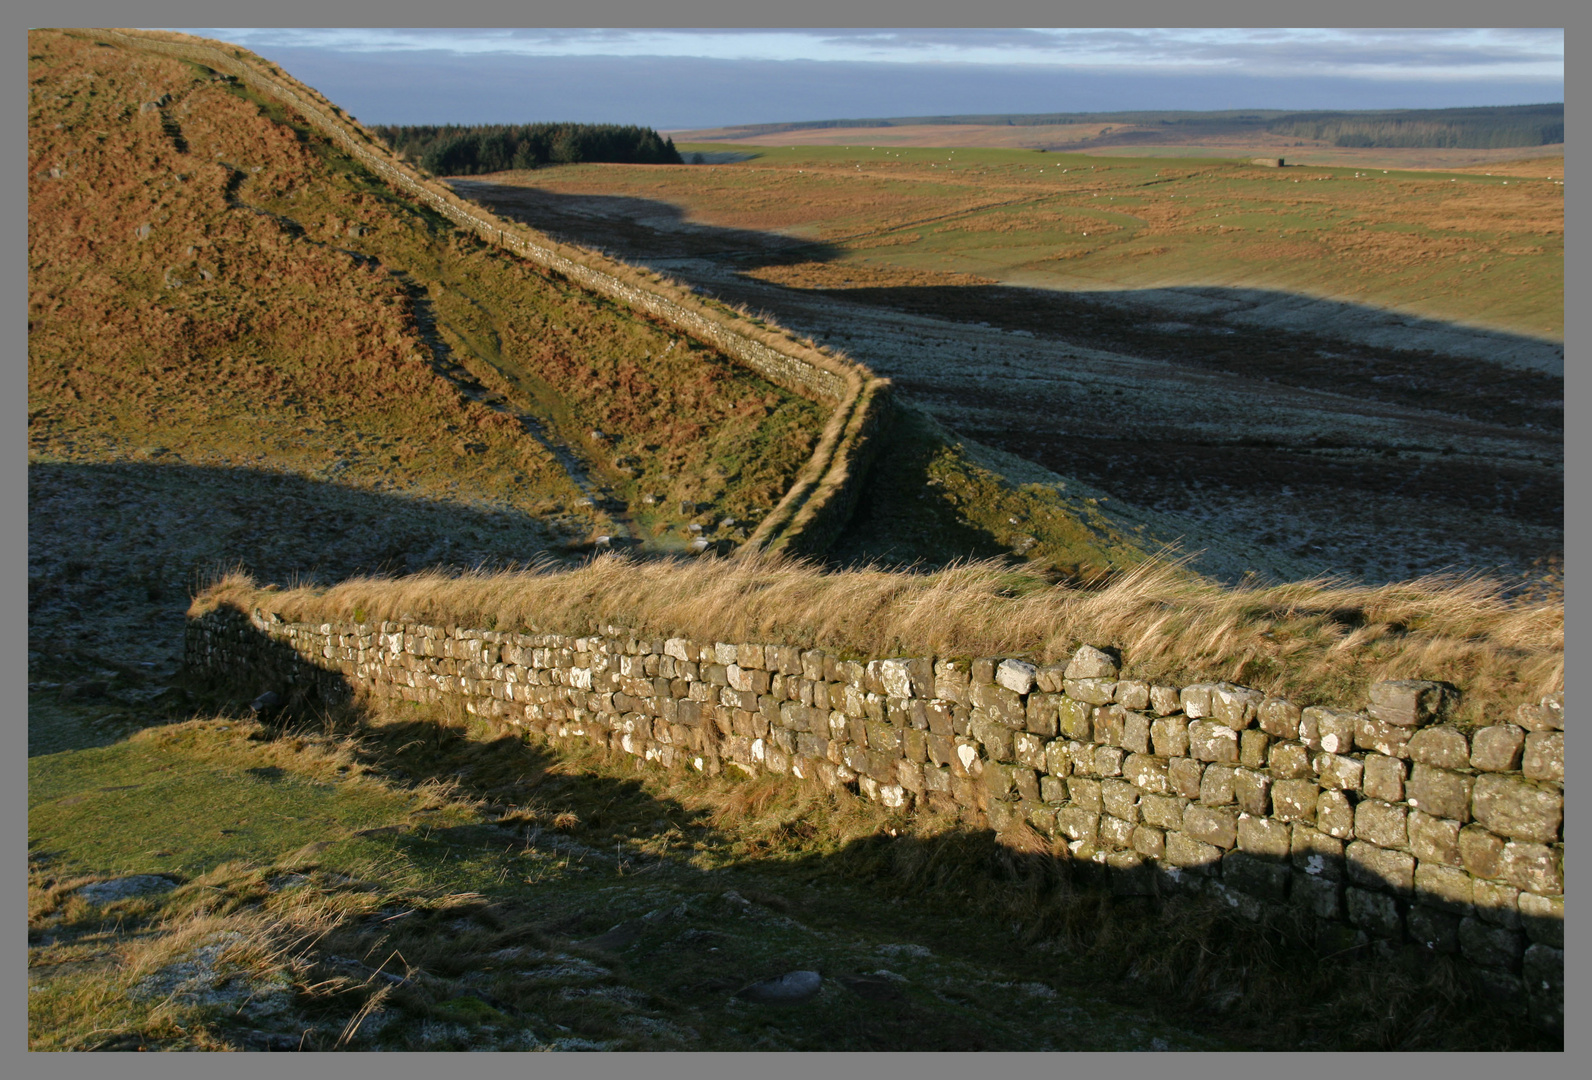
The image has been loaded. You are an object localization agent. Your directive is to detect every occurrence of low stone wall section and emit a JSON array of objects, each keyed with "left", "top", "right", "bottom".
[{"left": 186, "top": 605, "right": 1564, "bottom": 1030}]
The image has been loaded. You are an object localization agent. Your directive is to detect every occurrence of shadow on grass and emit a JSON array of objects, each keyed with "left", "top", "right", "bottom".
[{"left": 171, "top": 622, "right": 1560, "bottom": 1052}]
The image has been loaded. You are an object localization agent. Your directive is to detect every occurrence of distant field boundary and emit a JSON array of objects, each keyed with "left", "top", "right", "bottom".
[{"left": 100, "top": 28, "right": 891, "bottom": 557}]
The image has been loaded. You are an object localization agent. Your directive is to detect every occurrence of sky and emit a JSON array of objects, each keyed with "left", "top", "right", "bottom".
[{"left": 173, "top": 28, "right": 1565, "bottom": 130}]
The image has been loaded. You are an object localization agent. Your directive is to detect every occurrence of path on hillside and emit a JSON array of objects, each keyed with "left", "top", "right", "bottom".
[{"left": 211, "top": 158, "right": 640, "bottom": 546}]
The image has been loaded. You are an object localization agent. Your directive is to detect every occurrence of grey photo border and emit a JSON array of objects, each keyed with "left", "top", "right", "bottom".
[{"left": 10, "top": 1, "right": 1574, "bottom": 1077}]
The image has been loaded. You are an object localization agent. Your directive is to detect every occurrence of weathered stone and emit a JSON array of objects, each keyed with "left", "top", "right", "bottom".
[
  {"left": 1043, "top": 739, "right": 1071, "bottom": 777},
  {"left": 1354, "top": 714, "right": 1414, "bottom": 758},
  {"left": 1140, "top": 794, "right": 1188, "bottom": 830},
  {"left": 1237, "top": 814, "right": 1291, "bottom": 858},
  {"left": 1499, "top": 842, "right": 1562, "bottom": 895},
  {"left": 1119, "top": 711, "right": 1153, "bottom": 755},
  {"left": 1179, "top": 684, "right": 1217, "bottom": 719},
  {"left": 971, "top": 682, "right": 1026, "bottom": 727},
  {"left": 1199, "top": 764, "right": 1236, "bottom": 806},
  {"left": 1315, "top": 753, "right": 1363, "bottom": 792},
  {"left": 1291, "top": 826, "right": 1345, "bottom": 881},
  {"left": 1168, "top": 757, "right": 1204, "bottom": 798},
  {"left": 1407, "top": 810, "right": 1462, "bottom": 867},
  {"left": 1058, "top": 697, "right": 1093, "bottom": 740},
  {"left": 1346, "top": 886, "right": 1403, "bottom": 938},
  {"left": 1406, "top": 726, "right": 1469, "bottom": 769},
  {"left": 1238, "top": 730, "right": 1269, "bottom": 769},
  {"left": 1217, "top": 850, "right": 1286, "bottom": 900},
  {"left": 1522, "top": 732, "right": 1563, "bottom": 783},
  {"left": 1317, "top": 790, "right": 1355, "bottom": 840},
  {"left": 1515, "top": 693, "right": 1563, "bottom": 733},
  {"left": 1268, "top": 740, "right": 1312, "bottom": 780},
  {"left": 1407, "top": 906, "right": 1460, "bottom": 953},
  {"left": 1183, "top": 804, "right": 1237, "bottom": 849},
  {"left": 1150, "top": 715, "right": 1189, "bottom": 758},
  {"left": 933, "top": 659, "right": 971, "bottom": 705},
  {"left": 1353, "top": 799, "right": 1406, "bottom": 849},
  {"left": 1164, "top": 831, "right": 1222, "bottom": 873},
  {"left": 1033, "top": 663, "right": 1067, "bottom": 694},
  {"left": 1013, "top": 731, "right": 1046, "bottom": 771},
  {"left": 1405, "top": 764, "right": 1473, "bottom": 823},
  {"left": 1414, "top": 862, "right": 1473, "bottom": 915},
  {"left": 1459, "top": 824, "right": 1506, "bottom": 880},
  {"left": 876, "top": 659, "right": 914, "bottom": 699},
  {"left": 1024, "top": 801, "right": 1056, "bottom": 834},
  {"left": 1093, "top": 745, "right": 1125, "bottom": 778},
  {"left": 1188, "top": 720, "right": 1239, "bottom": 763},
  {"left": 1092, "top": 706, "right": 1125, "bottom": 747},
  {"left": 1024, "top": 693, "right": 1060, "bottom": 737},
  {"left": 1272, "top": 779, "right": 1319, "bottom": 823},
  {"left": 1132, "top": 825, "right": 1166, "bottom": 860},
  {"left": 1257, "top": 696, "right": 1302, "bottom": 740},
  {"left": 1518, "top": 892, "right": 1563, "bottom": 948},
  {"left": 1123, "top": 753, "right": 1168, "bottom": 794},
  {"left": 1067, "top": 776, "right": 1103, "bottom": 812},
  {"left": 1099, "top": 813, "right": 1135, "bottom": 849},
  {"left": 970, "top": 718, "right": 1013, "bottom": 763},
  {"left": 1115, "top": 680, "right": 1150, "bottom": 712},
  {"left": 1300, "top": 706, "right": 1358, "bottom": 754},
  {"left": 1471, "top": 774, "right": 1560, "bottom": 842},
  {"left": 1367, "top": 679, "right": 1449, "bottom": 727},
  {"left": 1148, "top": 685, "right": 1182, "bottom": 716},
  {"left": 1101, "top": 779, "right": 1141, "bottom": 822},
  {"left": 995, "top": 658, "right": 1037, "bottom": 695},
  {"left": 1458, "top": 917, "right": 1525, "bottom": 971},
  {"left": 1054, "top": 807, "right": 1099, "bottom": 844},
  {"left": 1064, "top": 645, "right": 1118, "bottom": 681},
  {"left": 1210, "top": 684, "right": 1263, "bottom": 730},
  {"left": 1064, "top": 678, "right": 1116, "bottom": 705},
  {"left": 1291, "top": 873, "right": 1341, "bottom": 919},
  {"left": 1472, "top": 879, "right": 1521, "bottom": 928},
  {"left": 984, "top": 798, "right": 1018, "bottom": 830},
  {"left": 1040, "top": 775, "right": 1068, "bottom": 804},
  {"left": 982, "top": 762, "right": 1018, "bottom": 800},
  {"left": 1348, "top": 841, "right": 1415, "bottom": 895},
  {"left": 1362, "top": 754, "right": 1406, "bottom": 803},
  {"left": 1067, "top": 741, "right": 1097, "bottom": 777},
  {"left": 1469, "top": 725, "right": 1526, "bottom": 772},
  {"left": 736, "top": 970, "right": 822, "bottom": 1004},
  {"left": 1233, "top": 769, "right": 1271, "bottom": 816}
]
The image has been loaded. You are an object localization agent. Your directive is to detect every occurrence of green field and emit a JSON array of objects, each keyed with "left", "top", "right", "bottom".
[{"left": 540, "top": 142, "right": 1565, "bottom": 342}]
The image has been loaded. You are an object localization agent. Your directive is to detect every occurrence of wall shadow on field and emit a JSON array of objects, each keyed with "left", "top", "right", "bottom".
[{"left": 177, "top": 612, "right": 1562, "bottom": 1050}]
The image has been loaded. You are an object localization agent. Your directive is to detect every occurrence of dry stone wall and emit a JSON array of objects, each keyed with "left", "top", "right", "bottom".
[
  {"left": 186, "top": 605, "right": 1565, "bottom": 1030},
  {"left": 103, "top": 29, "right": 890, "bottom": 556}
]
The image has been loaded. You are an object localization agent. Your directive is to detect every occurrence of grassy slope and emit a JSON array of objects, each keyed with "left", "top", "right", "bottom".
[
  {"left": 28, "top": 30, "right": 825, "bottom": 550},
  {"left": 545, "top": 144, "right": 1564, "bottom": 341}
]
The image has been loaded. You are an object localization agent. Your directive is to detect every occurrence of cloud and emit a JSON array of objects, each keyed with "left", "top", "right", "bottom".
[{"left": 177, "top": 27, "right": 1564, "bottom": 80}]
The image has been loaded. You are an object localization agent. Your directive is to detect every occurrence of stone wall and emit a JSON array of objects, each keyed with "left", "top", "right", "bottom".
[
  {"left": 102, "top": 29, "right": 892, "bottom": 558},
  {"left": 186, "top": 604, "right": 1564, "bottom": 1030}
]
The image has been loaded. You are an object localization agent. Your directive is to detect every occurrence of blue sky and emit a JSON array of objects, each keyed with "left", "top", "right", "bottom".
[{"left": 174, "top": 28, "right": 1565, "bottom": 129}]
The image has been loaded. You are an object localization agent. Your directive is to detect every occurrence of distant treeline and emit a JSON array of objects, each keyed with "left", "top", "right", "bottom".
[
  {"left": 703, "top": 104, "right": 1564, "bottom": 149},
  {"left": 374, "top": 123, "right": 682, "bottom": 175},
  {"left": 1265, "top": 105, "right": 1563, "bottom": 149}
]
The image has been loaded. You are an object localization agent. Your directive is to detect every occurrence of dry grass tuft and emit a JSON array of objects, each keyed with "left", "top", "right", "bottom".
[{"left": 194, "top": 547, "right": 1561, "bottom": 714}]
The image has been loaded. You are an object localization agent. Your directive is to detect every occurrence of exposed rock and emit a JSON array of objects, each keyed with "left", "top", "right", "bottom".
[{"left": 735, "top": 970, "right": 822, "bottom": 1005}]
